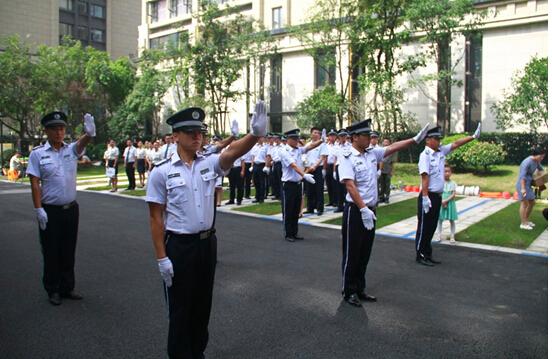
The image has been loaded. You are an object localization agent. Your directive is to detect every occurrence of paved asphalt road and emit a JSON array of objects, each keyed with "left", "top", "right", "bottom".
[{"left": 0, "top": 181, "right": 547, "bottom": 359}]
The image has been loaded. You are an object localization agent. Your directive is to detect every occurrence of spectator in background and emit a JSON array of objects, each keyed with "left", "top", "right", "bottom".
[
  {"left": 378, "top": 138, "right": 396, "bottom": 204},
  {"left": 136, "top": 140, "right": 147, "bottom": 188},
  {"left": 9, "top": 150, "right": 23, "bottom": 181},
  {"left": 123, "top": 139, "right": 137, "bottom": 190},
  {"left": 104, "top": 139, "right": 120, "bottom": 192},
  {"left": 516, "top": 147, "right": 546, "bottom": 230}
]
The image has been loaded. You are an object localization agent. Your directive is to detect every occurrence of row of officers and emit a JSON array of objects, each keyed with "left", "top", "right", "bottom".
[{"left": 28, "top": 102, "right": 480, "bottom": 359}]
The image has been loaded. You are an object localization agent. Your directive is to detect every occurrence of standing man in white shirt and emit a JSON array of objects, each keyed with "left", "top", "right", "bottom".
[
  {"left": 104, "top": 139, "right": 120, "bottom": 192},
  {"left": 26, "top": 111, "right": 95, "bottom": 305},
  {"left": 304, "top": 127, "right": 329, "bottom": 216},
  {"left": 333, "top": 129, "right": 350, "bottom": 213},
  {"left": 415, "top": 124, "right": 480, "bottom": 266},
  {"left": 325, "top": 129, "right": 338, "bottom": 207},
  {"left": 251, "top": 136, "right": 269, "bottom": 203},
  {"left": 146, "top": 102, "right": 266, "bottom": 359},
  {"left": 123, "top": 139, "right": 137, "bottom": 190}
]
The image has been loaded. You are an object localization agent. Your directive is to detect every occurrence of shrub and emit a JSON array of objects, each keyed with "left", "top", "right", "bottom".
[
  {"left": 85, "top": 143, "right": 107, "bottom": 161},
  {"left": 463, "top": 142, "right": 506, "bottom": 172},
  {"left": 441, "top": 133, "right": 475, "bottom": 170},
  {"left": 1, "top": 149, "right": 15, "bottom": 168}
]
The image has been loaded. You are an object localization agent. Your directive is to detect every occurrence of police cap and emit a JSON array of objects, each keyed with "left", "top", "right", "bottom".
[
  {"left": 41, "top": 111, "right": 67, "bottom": 128},
  {"left": 347, "top": 119, "right": 372, "bottom": 135},
  {"left": 166, "top": 107, "right": 205, "bottom": 131}
]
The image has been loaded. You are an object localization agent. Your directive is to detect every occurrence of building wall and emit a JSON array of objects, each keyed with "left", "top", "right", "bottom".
[
  {"left": 0, "top": 0, "right": 58, "bottom": 47},
  {"left": 108, "top": 0, "right": 141, "bottom": 58}
]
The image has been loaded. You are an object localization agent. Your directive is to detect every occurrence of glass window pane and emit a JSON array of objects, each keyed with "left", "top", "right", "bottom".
[
  {"left": 78, "top": 1, "right": 87, "bottom": 15},
  {"left": 91, "top": 5, "right": 105, "bottom": 18},
  {"left": 91, "top": 29, "right": 105, "bottom": 43},
  {"left": 60, "top": 0, "right": 73, "bottom": 11},
  {"left": 272, "top": 7, "right": 282, "bottom": 29}
]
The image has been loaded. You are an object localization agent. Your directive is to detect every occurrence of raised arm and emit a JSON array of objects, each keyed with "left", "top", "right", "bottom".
[{"left": 450, "top": 123, "right": 481, "bottom": 151}]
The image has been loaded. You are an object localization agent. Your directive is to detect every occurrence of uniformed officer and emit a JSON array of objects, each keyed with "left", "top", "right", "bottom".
[
  {"left": 415, "top": 124, "right": 481, "bottom": 266},
  {"left": 332, "top": 129, "right": 350, "bottom": 213},
  {"left": 280, "top": 128, "right": 324, "bottom": 242},
  {"left": 325, "top": 129, "right": 338, "bottom": 207},
  {"left": 267, "top": 134, "right": 283, "bottom": 200},
  {"left": 104, "top": 139, "right": 119, "bottom": 192},
  {"left": 26, "top": 111, "right": 95, "bottom": 306},
  {"left": 251, "top": 136, "right": 269, "bottom": 203},
  {"left": 146, "top": 103, "right": 266, "bottom": 359},
  {"left": 339, "top": 119, "right": 430, "bottom": 307},
  {"left": 304, "top": 127, "right": 329, "bottom": 215}
]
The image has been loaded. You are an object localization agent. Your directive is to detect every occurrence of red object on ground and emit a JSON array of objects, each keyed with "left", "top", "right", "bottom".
[
  {"left": 479, "top": 192, "right": 503, "bottom": 198},
  {"left": 513, "top": 192, "right": 519, "bottom": 200},
  {"left": 502, "top": 192, "right": 511, "bottom": 199},
  {"left": 413, "top": 186, "right": 420, "bottom": 192},
  {"left": 405, "top": 185, "right": 412, "bottom": 192}
]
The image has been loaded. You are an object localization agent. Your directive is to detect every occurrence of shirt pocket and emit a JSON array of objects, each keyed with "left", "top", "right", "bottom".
[
  {"left": 201, "top": 171, "right": 217, "bottom": 196},
  {"left": 354, "top": 163, "right": 370, "bottom": 182},
  {"left": 166, "top": 178, "right": 188, "bottom": 206},
  {"left": 39, "top": 158, "right": 58, "bottom": 178}
]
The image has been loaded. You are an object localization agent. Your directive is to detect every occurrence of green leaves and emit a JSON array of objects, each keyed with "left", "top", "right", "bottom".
[
  {"left": 492, "top": 57, "right": 548, "bottom": 133},
  {"left": 296, "top": 86, "right": 346, "bottom": 130}
]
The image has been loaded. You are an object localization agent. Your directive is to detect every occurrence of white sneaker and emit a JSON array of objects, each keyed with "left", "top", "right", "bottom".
[
  {"left": 435, "top": 235, "right": 442, "bottom": 242},
  {"left": 520, "top": 224, "right": 533, "bottom": 230},
  {"left": 527, "top": 222, "right": 536, "bottom": 227},
  {"left": 450, "top": 237, "right": 456, "bottom": 243}
]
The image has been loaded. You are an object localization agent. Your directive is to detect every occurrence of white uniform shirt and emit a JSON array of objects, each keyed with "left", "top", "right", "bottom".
[
  {"left": 280, "top": 144, "right": 307, "bottom": 182},
  {"left": 251, "top": 143, "right": 268, "bottom": 164},
  {"left": 104, "top": 146, "right": 119, "bottom": 160},
  {"left": 136, "top": 148, "right": 147, "bottom": 160},
  {"left": 338, "top": 146, "right": 386, "bottom": 208},
  {"left": 418, "top": 144, "right": 453, "bottom": 193},
  {"left": 334, "top": 142, "right": 351, "bottom": 166},
  {"left": 305, "top": 142, "right": 328, "bottom": 167},
  {"left": 242, "top": 149, "right": 253, "bottom": 164},
  {"left": 26, "top": 141, "right": 82, "bottom": 205},
  {"left": 268, "top": 144, "right": 282, "bottom": 162},
  {"left": 145, "top": 152, "right": 225, "bottom": 234},
  {"left": 148, "top": 149, "right": 164, "bottom": 164},
  {"left": 123, "top": 146, "right": 137, "bottom": 163},
  {"left": 232, "top": 155, "right": 244, "bottom": 168},
  {"left": 160, "top": 143, "right": 177, "bottom": 159},
  {"left": 326, "top": 143, "right": 337, "bottom": 165}
]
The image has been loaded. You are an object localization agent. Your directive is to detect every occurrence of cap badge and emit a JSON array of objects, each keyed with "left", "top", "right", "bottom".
[
  {"left": 192, "top": 111, "right": 200, "bottom": 120},
  {"left": 54, "top": 114, "right": 60, "bottom": 120}
]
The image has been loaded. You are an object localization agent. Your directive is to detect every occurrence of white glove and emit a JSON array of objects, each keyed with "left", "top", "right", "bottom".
[
  {"left": 322, "top": 169, "right": 327, "bottom": 177},
  {"left": 303, "top": 173, "right": 315, "bottom": 184},
  {"left": 333, "top": 171, "right": 337, "bottom": 181},
  {"left": 412, "top": 123, "right": 430, "bottom": 144},
  {"left": 249, "top": 165, "right": 254, "bottom": 173},
  {"left": 422, "top": 195, "right": 432, "bottom": 214},
  {"left": 35, "top": 207, "right": 48, "bottom": 230},
  {"left": 157, "top": 257, "right": 174, "bottom": 287},
  {"left": 472, "top": 122, "right": 481, "bottom": 139},
  {"left": 250, "top": 100, "right": 267, "bottom": 137},
  {"left": 321, "top": 128, "right": 327, "bottom": 142},
  {"left": 360, "top": 207, "right": 377, "bottom": 230},
  {"left": 84, "top": 113, "right": 96, "bottom": 137},
  {"left": 262, "top": 166, "right": 270, "bottom": 174},
  {"left": 377, "top": 170, "right": 381, "bottom": 178},
  {"left": 231, "top": 119, "right": 239, "bottom": 138}
]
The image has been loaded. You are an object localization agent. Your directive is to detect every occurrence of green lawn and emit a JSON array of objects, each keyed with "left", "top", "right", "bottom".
[
  {"left": 392, "top": 163, "right": 547, "bottom": 198},
  {"left": 456, "top": 202, "right": 548, "bottom": 249},
  {"left": 232, "top": 201, "right": 283, "bottom": 215},
  {"left": 323, "top": 197, "right": 419, "bottom": 228},
  {"left": 85, "top": 184, "right": 125, "bottom": 191},
  {"left": 77, "top": 164, "right": 124, "bottom": 177}
]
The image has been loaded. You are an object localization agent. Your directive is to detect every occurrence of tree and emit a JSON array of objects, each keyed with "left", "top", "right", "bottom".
[
  {"left": 492, "top": 57, "right": 548, "bottom": 133},
  {"left": 296, "top": 86, "right": 347, "bottom": 131}
]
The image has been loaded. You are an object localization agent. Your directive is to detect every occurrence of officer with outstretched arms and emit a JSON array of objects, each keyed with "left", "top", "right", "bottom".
[
  {"left": 338, "top": 119, "right": 430, "bottom": 307},
  {"left": 27, "top": 111, "right": 96, "bottom": 306},
  {"left": 145, "top": 102, "right": 267, "bottom": 359}
]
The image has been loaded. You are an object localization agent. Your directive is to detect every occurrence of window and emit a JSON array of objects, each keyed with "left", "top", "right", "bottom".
[
  {"left": 465, "top": 33, "right": 483, "bottom": 132},
  {"left": 90, "top": 4, "right": 105, "bottom": 18},
  {"left": 60, "top": 0, "right": 73, "bottom": 11},
  {"left": 90, "top": 29, "right": 105, "bottom": 43},
  {"left": 272, "top": 7, "right": 282, "bottom": 30},
  {"left": 149, "top": 1, "right": 159, "bottom": 22},
  {"left": 77, "top": 1, "right": 87, "bottom": 15},
  {"left": 149, "top": 31, "right": 187, "bottom": 50},
  {"left": 169, "top": 0, "right": 178, "bottom": 18},
  {"left": 59, "top": 23, "right": 73, "bottom": 43},
  {"left": 77, "top": 25, "right": 88, "bottom": 40},
  {"left": 183, "top": 0, "right": 192, "bottom": 13},
  {"left": 437, "top": 38, "right": 451, "bottom": 133},
  {"left": 314, "top": 49, "right": 336, "bottom": 88}
]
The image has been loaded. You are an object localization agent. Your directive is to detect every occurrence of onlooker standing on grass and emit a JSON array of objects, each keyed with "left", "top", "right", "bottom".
[
  {"left": 136, "top": 140, "right": 147, "bottom": 188},
  {"left": 27, "top": 111, "right": 95, "bottom": 305},
  {"left": 160, "top": 134, "right": 177, "bottom": 159},
  {"left": 325, "top": 129, "right": 338, "bottom": 207},
  {"left": 516, "top": 147, "right": 546, "bottom": 230},
  {"left": 415, "top": 124, "right": 481, "bottom": 267},
  {"left": 147, "top": 141, "right": 163, "bottom": 171},
  {"left": 304, "top": 127, "right": 329, "bottom": 216},
  {"left": 437, "top": 165, "right": 458, "bottom": 243},
  {"left": 123, "top": 139, "right": 137, "bottom": 190},
  {"left": 104, "top": 139, "right": 119, "bottom": 192},
  {"left": 339, "top": 119, "right": 429, "bottom": 307},
  {"left": 9, "top": 150, "right": 23, "bottom": 181},
  {"left": 378, "top": 138, "right": 396, "bottom": 204}
]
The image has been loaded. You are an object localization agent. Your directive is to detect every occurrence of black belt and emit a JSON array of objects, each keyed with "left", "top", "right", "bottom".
[
  {"left": 346, "top": 202, "right": 376, "bottom": 212},
  {"left": 42, "top": 201, "right": 77, "bottom": 210},
  {"left": 167, "top": 229, "right": 216, "bottom": 240},
  {"left": 283, "top": 181, "right": 301, "bottom": 184},
  {"left": 253, "top": 162, "right": 265, "bottom": 166}
]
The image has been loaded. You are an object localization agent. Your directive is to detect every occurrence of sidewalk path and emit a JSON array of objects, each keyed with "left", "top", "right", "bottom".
[{"left": 527, "top": 229, "right": 548, "bottom": 255}]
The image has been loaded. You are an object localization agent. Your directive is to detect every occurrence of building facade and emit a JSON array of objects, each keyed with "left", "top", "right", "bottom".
[
  {"left": 137, "top": 0, "right": 548, "bottom": 135},
  {"left": 0, "top": 0, "right": 141, "bottom": 59}
]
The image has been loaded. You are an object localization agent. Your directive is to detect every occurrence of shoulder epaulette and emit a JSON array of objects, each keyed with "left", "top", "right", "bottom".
[
  {"left": 154, "top": 158, "right": 170, "bottom": 166},
  {"left": 342, "top": 149, "right": 352, "bottom": 158},
  {"left": 31, "top": 145, "right": 44, "bottom": 151},
  {"left": 424, "top": 149, "right": 430, "bottom": 155}
]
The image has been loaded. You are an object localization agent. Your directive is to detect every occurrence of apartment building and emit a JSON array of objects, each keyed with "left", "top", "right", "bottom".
[
  {"left": 0, "top": 0, "right": 141, "bottom": 59},
  {"left": 138, "top": 0, "right": 548, "bottom": 134}
]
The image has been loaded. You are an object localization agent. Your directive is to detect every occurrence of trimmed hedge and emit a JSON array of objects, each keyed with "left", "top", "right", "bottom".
[{"left": 384, "top": 131, "right": 547, "bottom": 166}]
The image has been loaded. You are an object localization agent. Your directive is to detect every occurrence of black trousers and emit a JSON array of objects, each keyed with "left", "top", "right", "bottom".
[
  {"left": 414, "top": 192, "right": 442, "bottom": 259},
  {"left": 227, "top": 166, "right": 244, "bottom": 203},
  {"left": 378, "top": 173, "right": 391, "bottom": 201},
  {"left": 282, "top": 181, "right": 302, "bottom": 237},
  {"left": 341, "top": 202, "right": 376, "bottom": 296},
  {"left": 252, "top": 163, "right": 266, "bottom": 202},
  {"left": 335, "top": 165, "right": 346, "bottom": 210},
  {"left": 39, "top": 202, "right": 79, "bottom": 295},
  {"left": 125, "top": 162, "right": 136, "bottom": 189},
  {"left": 325, "top": 164, "right": 336, "bottom": 205},
  {"left": 244, "top": 163, "right": 252, "bottom": 198},
  {"left": 165, "top": 231, "right": 217, "bottom": 359},
  {"left": 271, "top": 162, "right": 282, "bottom": 199},
  {"left": 306, "top": 166, "right": 324, "bottom": 213}
]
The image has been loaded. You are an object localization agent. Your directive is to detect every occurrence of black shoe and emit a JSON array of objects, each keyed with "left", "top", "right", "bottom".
[
  {"left": 245, "top": 196, "right": 251, "bottom": 199},
  {"left": 252, "top": 200, "right": 259, "bottom": 203},
  {"left": 344, "top": 294, "right": 362, "bottom": 307},
  {"left": 317, "top": 211, "right": 323, "bottom": 216},
  {"left": 285, "top": 236, "right": 295, "bottom": 242},
  {"left": 236, "top": 202, "right": 242, "bottom": 205},
  {"left": 303, "top": 210, "right": 314, "bottom": 215},
  {"left": 48, "top": 293, "right": 62, "bottom": 306},
  {"left": 334, "top": 208, "right": 344, "bottom": 213},
  {"left": 358, "top": 292, "right": 377, "bottom": 302},
  {"left": 61, "top": 291, "right": 83, "bottom": 300},
  {"left": 427, "top": 258, "right": 441, "bottom": 264},
  {"left": 293, "top": 235, "right": 304, "bottom": 240},
  {"left": 416, "top": 257, "right": 435, "bottom": 267},
  {"left": 225, "top": 200, "right": 235, "bottom": 205}
]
